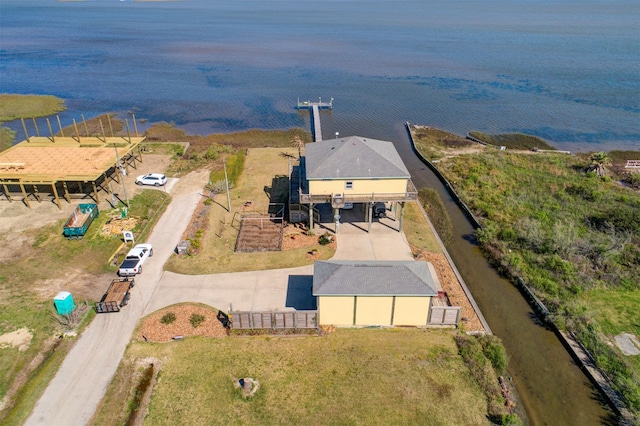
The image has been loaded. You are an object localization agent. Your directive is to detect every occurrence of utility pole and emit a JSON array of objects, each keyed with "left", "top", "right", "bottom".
[
  {"left": 224, "top": 160, "right": 231, "bottom": 212},
  {"left": 114, "top": 145, "right": 129, "bottom": 207}
]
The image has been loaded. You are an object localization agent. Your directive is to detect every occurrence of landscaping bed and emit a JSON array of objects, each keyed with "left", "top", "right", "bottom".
[{"left": 137, "top": 304, "right": 227, "bottom": 343}]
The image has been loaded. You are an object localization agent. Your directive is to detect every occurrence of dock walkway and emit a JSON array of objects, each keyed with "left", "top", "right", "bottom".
[{"left": 297, "top": 97, "right": 333, "bottom": 142}]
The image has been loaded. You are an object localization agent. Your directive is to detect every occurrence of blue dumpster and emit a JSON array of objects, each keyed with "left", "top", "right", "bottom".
[{"left": 54, "top": 291, "right": 76, "bottom": 315}]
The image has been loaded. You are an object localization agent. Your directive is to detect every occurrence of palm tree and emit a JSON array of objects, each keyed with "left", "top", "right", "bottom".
[
  {"left": 291, "top": 135, "right": 305, "bottom": 159},
  {"left": 588, "top": 152, "right": 610, "bottom": 177}
]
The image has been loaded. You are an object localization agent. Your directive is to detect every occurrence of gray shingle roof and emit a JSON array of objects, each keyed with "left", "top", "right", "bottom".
[
  {"left": 305, "top": 136, "right": 410, "bottom": 180},
  {"left": 312, "top": 260, "right": 439, "bottom": 296}
]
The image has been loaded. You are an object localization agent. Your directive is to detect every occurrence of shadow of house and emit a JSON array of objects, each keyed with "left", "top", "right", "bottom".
[{"left": 285, "top": 275, "right": 316, "bottom": 310}]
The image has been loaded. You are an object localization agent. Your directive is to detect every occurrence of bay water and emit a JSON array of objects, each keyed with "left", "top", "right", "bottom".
[{"left": 1, "top": 0, "right": 638, "bottom": 152}]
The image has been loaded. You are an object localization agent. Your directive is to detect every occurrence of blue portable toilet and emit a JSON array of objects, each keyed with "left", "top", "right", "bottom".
[{"left": 54, "top": 291, "right": 76, "bottom": 315}]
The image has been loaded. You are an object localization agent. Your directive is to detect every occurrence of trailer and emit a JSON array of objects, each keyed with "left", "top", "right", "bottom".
[
  {"left": 95, "top": 278, "right": 135, "bottom": 313},
  {"left": 63, "top": 203, "right": 99, "bottom": 239}
]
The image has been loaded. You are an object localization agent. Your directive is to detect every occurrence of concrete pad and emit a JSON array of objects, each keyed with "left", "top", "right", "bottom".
[
  {"left": 144, "top": 266, "right": 314, "bottom": 315},
  {"left": 614, "top": 333, "right": 640, "bottom": 356},
  {"left": 332, "top": 220, "right": 413, "bottom": 261}
]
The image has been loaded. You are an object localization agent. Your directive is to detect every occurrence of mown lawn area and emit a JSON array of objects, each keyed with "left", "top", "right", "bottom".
[
  {"left": 165, "top": 147, "right": 336, "bottom": 274},
  {"left": 95, "top": 329, "right": 490, "bottom": 425}
]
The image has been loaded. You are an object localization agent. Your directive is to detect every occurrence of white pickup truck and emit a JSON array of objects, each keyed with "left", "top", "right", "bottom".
[{"left": 117, "top": 244, "right": 153, "bottom": 277}]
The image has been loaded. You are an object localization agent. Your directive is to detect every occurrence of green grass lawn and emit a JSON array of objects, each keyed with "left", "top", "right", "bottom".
[
  {"left": 165, "top": 147, "right": 337, "bottom": 274},
  {"left": 95, "top": 329, "right": 489, "bottom": 426}
]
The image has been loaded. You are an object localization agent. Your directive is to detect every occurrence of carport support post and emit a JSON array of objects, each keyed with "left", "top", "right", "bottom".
[
  {"left": 367, "top": 202, "right": 373, "bottom": 232},
  {"left": 398, "top": 202, "right": 405, "bottom": 232}
]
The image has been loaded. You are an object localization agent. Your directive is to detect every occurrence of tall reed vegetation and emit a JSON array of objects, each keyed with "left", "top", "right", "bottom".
[{"left": 435, "top": 149, "right": 640, "bottom": 416}]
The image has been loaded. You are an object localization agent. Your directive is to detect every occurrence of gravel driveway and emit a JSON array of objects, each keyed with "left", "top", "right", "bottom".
[{"left": 25, "top": 170, "right": 208, "bottom": 426}]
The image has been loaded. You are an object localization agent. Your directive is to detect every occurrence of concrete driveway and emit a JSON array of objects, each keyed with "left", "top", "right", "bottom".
[
  {"left": 143, "top": 218, "right": 414, "bottom": 316},
  {"left": 26, "top": 172, "right": 207, "bottom": 426},
  {"left": 144, "top": 265, "right": 316, "bottom": 315},
  {"left": 331, "top": 218, "right": 414, "bottom": 261},
  {"left": 27, "top": 184, "right": 414, "bottom": 425}
]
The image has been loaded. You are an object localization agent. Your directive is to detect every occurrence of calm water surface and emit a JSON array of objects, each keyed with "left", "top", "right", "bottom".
[
  {"left": 1, "top": 1, "right": 636, "bottom": 424},
  {"left": 1, "top": 0, "right": 638, "bottom": 151}
]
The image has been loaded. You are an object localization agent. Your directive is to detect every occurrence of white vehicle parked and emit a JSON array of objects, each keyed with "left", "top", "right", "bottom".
[
  {"left": 135, "top": 173, "right": 167, "bottom": 187},
  {"left": 117, "top": 243, "right": 153, "bottom": 276}
]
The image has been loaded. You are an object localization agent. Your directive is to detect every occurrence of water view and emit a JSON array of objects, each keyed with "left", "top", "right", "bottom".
[{"left": 1, "top": 0, "right": 638, "bottom": 152}]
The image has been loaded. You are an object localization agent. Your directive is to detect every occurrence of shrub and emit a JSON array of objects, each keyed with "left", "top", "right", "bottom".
[
  {"left": 318, "top": 233, "right": 333, "bottom": 245},
  {"left": 203, "top": 147, "right": 219, "bottom": 160},
  {"left": 161, "top": 312, "right": 176, "bottom": 324},
  {"left": 479, "top": 335, "right": 509, "bottom": 376},
  {"left": 190, "top": 313, "right": 205, "bottom": 328}
]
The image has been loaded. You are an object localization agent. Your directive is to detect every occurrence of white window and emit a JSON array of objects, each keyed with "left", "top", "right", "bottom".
[{"left": 345, "top": 181, "right": 353, "bottom": 190}]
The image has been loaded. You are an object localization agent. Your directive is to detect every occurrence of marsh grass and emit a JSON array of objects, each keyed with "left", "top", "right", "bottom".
[
  {"left": 0, "top": 94, "right": 66, "bottom": 150},
  {"left": 413, "top": 129, "right": 640, "bottom": 415},
  {"left": 0, "top": 94, "right": 65, "bottom": 122},
  {"left": 97, "top": 329, "right": 488, "bottom": 425}
]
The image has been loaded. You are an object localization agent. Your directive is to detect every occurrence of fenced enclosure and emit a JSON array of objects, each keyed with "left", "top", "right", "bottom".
[
  {"left": 230, "top": 310, "right": 318, "bottom": 330},
  {"left": 233, "top": 203, "right": 285, "bottom": 252},
  {"left": 428, "top": 306, "right": 461, "bottom": 325}
]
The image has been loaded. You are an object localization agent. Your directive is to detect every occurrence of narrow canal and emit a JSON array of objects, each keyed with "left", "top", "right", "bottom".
[
  {"left": 386, "top": 123, "right": 614, "bottom": 425},
  {"left": 315, "top": 110, "right": 615, "bottom": 424}
]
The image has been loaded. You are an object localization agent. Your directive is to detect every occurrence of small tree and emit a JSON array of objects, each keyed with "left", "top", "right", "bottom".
[
  {"left": 587, "top": 152, "right": 610, "bottom": 177},
  {"left": 291, "top": 136, "right": 305, "bottom": 159}
]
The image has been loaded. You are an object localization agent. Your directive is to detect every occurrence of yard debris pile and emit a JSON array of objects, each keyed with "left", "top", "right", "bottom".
[
  {"left": 417, "top": 251, "right": 485, "bottom": 333},
  {"left": 100, "top": 216, "right": 140, "bottom": 236},
  {"left": 137, "top": 304, "right": 227, "bottom": 342}
]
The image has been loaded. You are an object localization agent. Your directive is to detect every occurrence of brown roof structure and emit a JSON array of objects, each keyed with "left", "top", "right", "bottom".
[{"left": 0, "top": 136, "right": 145, "bottom": 208}]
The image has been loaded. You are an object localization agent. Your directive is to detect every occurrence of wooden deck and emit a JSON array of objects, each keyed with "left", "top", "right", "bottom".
[{"left": 296, "top": 98, "right": 333, "bottom": 142}]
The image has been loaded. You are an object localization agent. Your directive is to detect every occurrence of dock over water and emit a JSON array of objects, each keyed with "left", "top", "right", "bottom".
[{"left": 297, "top": 97, "right": 333, "bottom": 142}]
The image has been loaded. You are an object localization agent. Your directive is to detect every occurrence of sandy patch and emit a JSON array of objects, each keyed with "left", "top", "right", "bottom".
[
  {"left": 614, "top": 333, "right": 640, "bottom": 356},
  {"left": 0, "top": 327, "right": 33, "bottom": 351}
]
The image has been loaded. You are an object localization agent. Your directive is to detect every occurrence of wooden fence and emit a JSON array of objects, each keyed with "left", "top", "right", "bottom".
[
  {"left": 230, "top": 310, "right": 318, "bottom": 330},
  {"left": 428, "top": 306, "right": 462, "bottom": 326}
]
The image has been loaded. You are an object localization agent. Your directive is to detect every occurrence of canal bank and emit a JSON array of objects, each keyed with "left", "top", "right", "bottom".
[
  {"left": 404, "top": 123, "right": 633, "bottom": 424},
  {"left": 394, "top": 123, "right": 615, "bottom": 425}
]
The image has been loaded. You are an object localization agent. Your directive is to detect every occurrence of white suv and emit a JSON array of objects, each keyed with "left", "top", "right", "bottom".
[{"left": 135, "top": 173, "right": 167, "bottom": 187}]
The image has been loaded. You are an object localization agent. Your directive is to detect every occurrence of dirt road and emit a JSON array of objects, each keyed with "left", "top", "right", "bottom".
[{"left": 25, "top": 169, "right": 209, "bottom": 426}]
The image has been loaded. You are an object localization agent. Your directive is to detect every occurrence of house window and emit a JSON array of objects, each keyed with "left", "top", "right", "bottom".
[{"left": 345, "top": 181, "right": 353, "bottom": 190}]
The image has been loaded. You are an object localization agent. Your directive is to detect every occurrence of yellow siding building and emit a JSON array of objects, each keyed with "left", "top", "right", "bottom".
[
  {"left": 293, "top": 136, "right": 417, "bottom": 229},
  {"left": 313, "top": 260, "right": 443, "bottom": 327}
]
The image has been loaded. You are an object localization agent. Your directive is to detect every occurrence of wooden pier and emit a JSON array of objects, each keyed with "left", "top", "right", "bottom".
[{"left": 297, "top": 97, "right": 333, "bottom": 142}]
